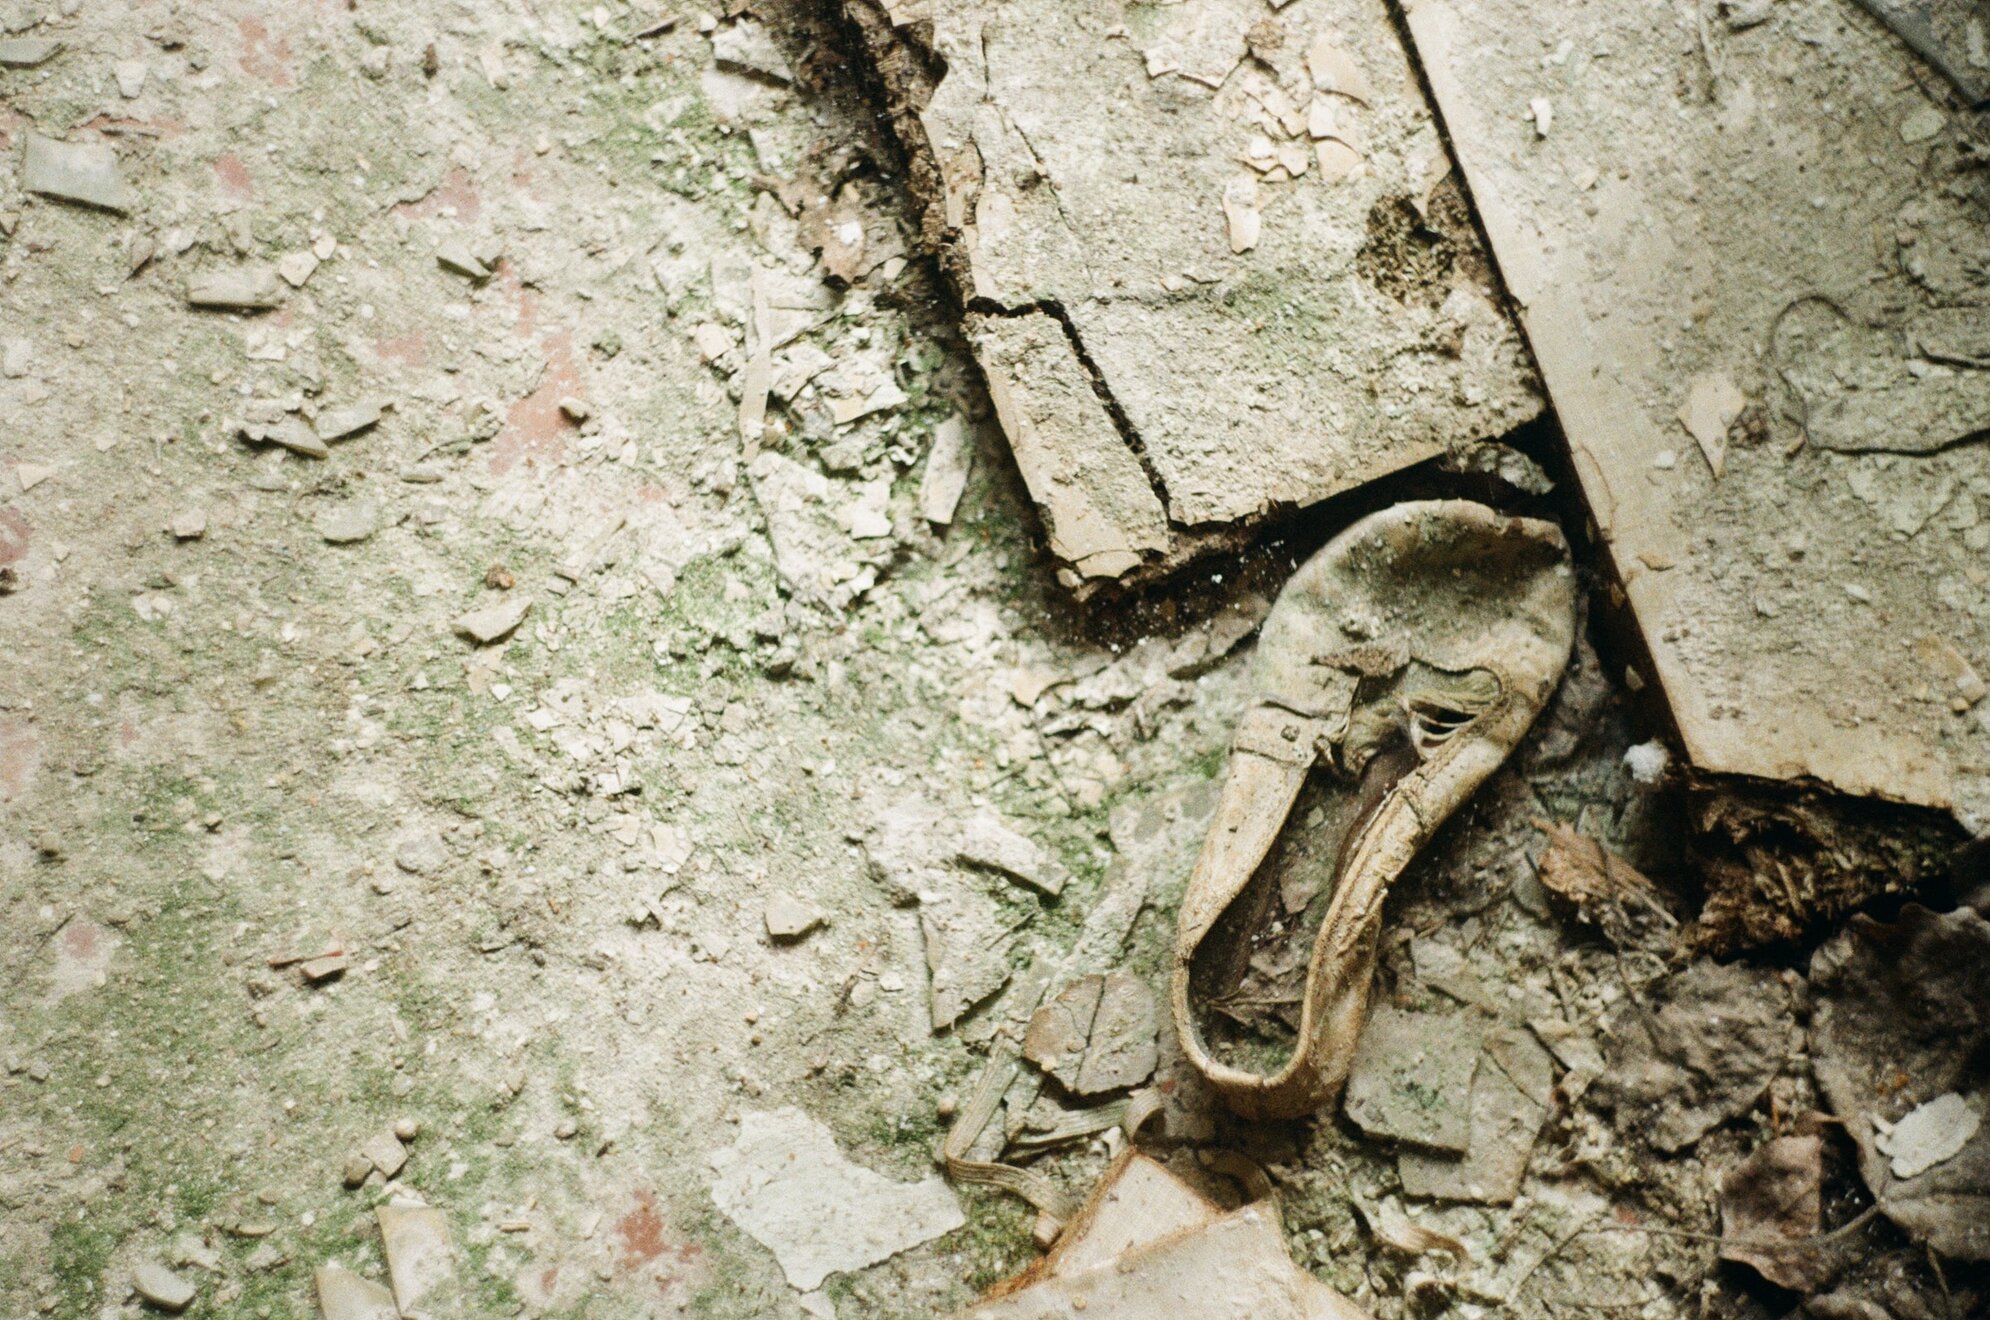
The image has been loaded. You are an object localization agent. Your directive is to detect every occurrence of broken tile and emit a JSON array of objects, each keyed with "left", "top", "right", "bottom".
[
  {"left": 1023, "top": 972, "right": 1159, "bottom": 1096},
  {"left": 1343, "top": 1005, "right": 1483, "bottom": 1153},
  {"left": 708, "top": 1106, "right": 963, "bottom": 1291},
  {"left": 763, "top": 893, "right": 824, "bottom": 943},
  {"left": 957, "top": 810, "right": 1068, "bottom": 897},
  {"left": 315, "top": 1263, "right": 398, "bottom": 1320},
  {"left": 454, "top": 597, "right": 532, "bottom": 646},
  {"left": 1398, "top": 1026, "right": 1552, "bottom": 1203},
  {"left": 376, "top": 1200, "right": 455, "bottom": 1315},
  {"left": 22, "top": 133, "right": 133, "bottom": 212}
]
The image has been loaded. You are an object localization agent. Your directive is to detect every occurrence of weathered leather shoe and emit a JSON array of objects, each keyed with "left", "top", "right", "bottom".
[{"left": 1172, "top": 500, "right": 1576, "bottom": 1119}]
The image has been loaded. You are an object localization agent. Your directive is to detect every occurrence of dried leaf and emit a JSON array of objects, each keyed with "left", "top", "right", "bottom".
[{"left": 1719, "top": 1135, "right": 1834, "bottom": 1291}]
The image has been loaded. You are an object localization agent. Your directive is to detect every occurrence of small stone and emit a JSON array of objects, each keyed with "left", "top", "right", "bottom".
[
  {"left": 314, "top": 1263, "right": 398, "bottom": 1320},
  {"left": 16, "top": 463, "right": 54, "bottom": 492},
  {"left": 558, "top": 396, "right": 591, "bottom": 422},
  {"left": 114, "top": 58, "right": 146, "bottom": 98},
  {"left": 763, "top": 893, "right": 824, "bottom": 943},
  {"left": 167, "top": 509, "right": 207, "bottom": 540},
  {"left": 1900, "top": 105, "right": 1946, "bottom": 145},
  {"left": 454, "top": 596, "right": 532, "bottom": 646},
  {"left": 554, "top": 1118, "right": 579, "bottom": 1140},
  {"left": 314, "top": 500, "right": 379, "bottom": 545},
  {"left": 360, "top": 1128, "right": 409, "bottom": 1179},
  {"left": 22, "top": 133, "right": 133, "bottom": 211},
  {"left": 243, "top": 1240, "right": 287, "bottom": 1272},
  {"left": 0, "top": 37, "right": 63, "bottom": 67},
  {"left": 435, "top": 236, "right": 490, "bottom": 280},
  {"left": 131, "top": 1260, "right": 195, "bottom": 1312},
  {"left": 300, "top": 953, "right": 348, "bottom": 983},
  {"left": 315, "top": 399, "right": 384, "bottom": 443},
  {"left": 394, "top": 831, "right": 449, "bottom": 875},
  {"left": 342, "top": 1153, "right": 374, "bottom": 1187},
  {"left": 277, "top": 251, "right": 319, "bottom": 287},
  {"left": 187, "top": 265, "right": 283, "bottom": 310},
  {"left": 377, "top": 1200, "right": 455, "bottom": 1315},
  {"left": 393, "top": 1118, "right": 419, "bottom": 1141}
]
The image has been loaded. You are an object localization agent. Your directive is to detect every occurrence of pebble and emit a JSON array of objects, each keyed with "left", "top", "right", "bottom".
[
  {"left": 300, "top": 952, "right": 349, "bottom": 983},
  {"left": 359, "top": 1128, "right": 409, "bottom": 1178},
  {"left": 454, "top": 596, "right": 532, "bottom": 646},
  {"left": 314, "top": 500, "right": 380, "bottom": 545},
  {"left": 435, "top": 236, "right": 490, "bottom": 280},
  {"left": 763, "top": 893, "right": 825, "bottom": 943},
  {"left": 114, "top": 58, "right": 146, "bottom": 98},
  {"left": 131, "top": 1260, "right": 195, "bottom": 1312},
  {"left": 167, "top": 510, "right": 207, "bottom": 541}
]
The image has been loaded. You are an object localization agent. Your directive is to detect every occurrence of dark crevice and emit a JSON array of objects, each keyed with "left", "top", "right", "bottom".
[{"left": 965, "top": 294, "right": 1182, "bottom": 533}]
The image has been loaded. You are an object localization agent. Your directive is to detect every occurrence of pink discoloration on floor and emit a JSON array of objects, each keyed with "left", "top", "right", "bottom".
[
  {"left": 610, "top": 1192, "right": 705, "bottom": 1290},
  {"left": 239, "top": 17, "right": 292, "bottom": 86},
  {"left": 394, "top": 165, "right": 481, "bottom": 223},
  {"left": 213, "top": 152, "right": 254, "bottom": 200},
  {"left": 374, "top": 330, "right": 429, "bottom": 370},
  {"left": 488, "top": 334, "right": 581, "bottom": 476},
  {"left": 0, "top": 715, "right": 39, "bottom": 803},
  {"left": 0, "top": 508, "right": 29, "bottom": 567},
  {"left": 49, "top": 919, "right": 120, "bottom": 1001}
]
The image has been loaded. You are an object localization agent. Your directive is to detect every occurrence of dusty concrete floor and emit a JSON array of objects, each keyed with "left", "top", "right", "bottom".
[{"left": 0, "top": 2, "right": 1983, "bottom": 1319}]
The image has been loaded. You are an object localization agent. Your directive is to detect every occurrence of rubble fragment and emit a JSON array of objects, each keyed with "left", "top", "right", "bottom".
[
  {"left": 1023, "top": 973, "right": 1159, "bottom": 1096},
  {"left": 763, "top": 893, "right": 824, "bottom": 943},
  {"left": 0, "top": 38, "right": 62, "bottom": 67},
  {"left": 454, "top": 597, "right": 531, "bottom": 646},
  {"left": 1399, "top": 1026, "right": 1552, "bottom": 1204},
  {"left": 708, "top": 1106, "right": 964, "bottom": 1292},
  {"left": 918, "top": 414, "right": 972, "bottom": 526},
  {"left": 376, "top": 1200, "right": 455, "bottom": 1315},
  {"left": 958, "top": 1152, "right": 1369, "bottom": 1319},
  {"left": 131, "top": 1260, "right": 195, "bottom": 1312},
  {"left": 187, "top": 266, "right": 283, "bottom": 311},
  {"left": 1343, "top": 1007, "right": 1481, "bottom": 1153},
  {"left": 957, "top": 810, "right": 1068, "bottom": 897},
  {"left": 22, "top": 133, "right": 134, "bottom": 212},
  {"left": 312, "top": 1261, "right": 400, "bottom": 1320}
]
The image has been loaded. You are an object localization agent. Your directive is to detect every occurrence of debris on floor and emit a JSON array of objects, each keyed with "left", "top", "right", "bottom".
[
  {"left": 708, "top": 1106, "right": 966, "bottom": 1292},
  {"left": 839, "top": 0, "right": 1541, "bottom": 586},
  {"left": 1403, "top": 0, "right": 1990, "bottom": 823},
  {"left": 957, "top": 1151, "right": 1371, "bottom": 1319}
]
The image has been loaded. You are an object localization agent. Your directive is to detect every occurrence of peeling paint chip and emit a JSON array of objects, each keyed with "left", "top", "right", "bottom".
[
  {"left": 708, "top": 1107, "right": 964, "bottom": 1291},
  {"left": 1222, "top": 176, "right": 1262, "bottom": 254}
]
